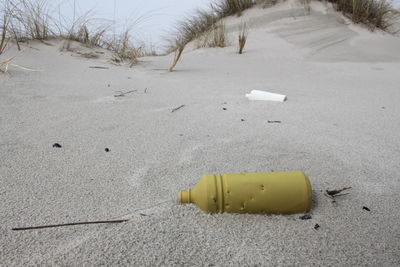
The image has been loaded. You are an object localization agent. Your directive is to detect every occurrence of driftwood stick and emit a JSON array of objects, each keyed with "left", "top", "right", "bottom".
[
  {"left": 171, "top": 104, "right": 185, "bottom": 113},
  {"left": 89, "top": 66, "right": 109, "bottom": 69},
  {"left": 114, "top": 90, "right": 137, "bottom": 97},
  {"left": 12, "top": 219, "right": 129, "bottom": 231}
]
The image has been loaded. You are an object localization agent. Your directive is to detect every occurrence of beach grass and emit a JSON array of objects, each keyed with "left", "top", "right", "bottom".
[
  {"left": 238, "top": 22, "right": 248, "bottom": 54},
  {"left": 320, "top": 0, "right": 393, "bottom": 30},
  {"left": 167, "top": 0, "right": 262, "bottom": 71},
  {"left": 0, "top": 0, "right": 149, "bottom": 65}
]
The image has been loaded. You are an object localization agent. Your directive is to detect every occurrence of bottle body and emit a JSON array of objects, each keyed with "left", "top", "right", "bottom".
[{"left": 179, "top": 171, "right": 312, "bottom": 214}]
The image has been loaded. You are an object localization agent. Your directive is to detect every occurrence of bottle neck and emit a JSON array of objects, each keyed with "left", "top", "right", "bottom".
[{"left": 179, "top": 189, "right": 192, "bottom": 204}]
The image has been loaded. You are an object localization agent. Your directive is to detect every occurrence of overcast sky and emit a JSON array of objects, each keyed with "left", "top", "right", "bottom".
[{"left": 55, "top": 0, "right": 400, "bottom": 49}]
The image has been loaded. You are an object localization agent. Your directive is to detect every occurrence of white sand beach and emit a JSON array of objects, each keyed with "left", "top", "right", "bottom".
[{"left": 1, "top": 1, "right": 400, "bottom": 265}]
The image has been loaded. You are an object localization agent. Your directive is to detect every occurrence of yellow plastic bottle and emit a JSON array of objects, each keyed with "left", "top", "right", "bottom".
[{"left": 178, "top": 171, "right": 312, "bottom": 214}]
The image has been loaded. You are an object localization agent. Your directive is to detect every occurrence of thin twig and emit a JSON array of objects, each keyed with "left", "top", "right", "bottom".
[
  {"left": 89, "top": 66, "right": 109, "bottom": 69},
  {"left": 12, "top": 219, "right": 129, "bottom": 231},
  {"left": 114, "top": 90, "right": 137, "bottom": 97},
  {"left": 171, "top": 104, "right": 185, "bottom": 113},
  {"left": 12, "top": 29, "right": 21, "bottom": 51},
  {"left": 326, "top": 187, "right": 352, "bottom": 196}
]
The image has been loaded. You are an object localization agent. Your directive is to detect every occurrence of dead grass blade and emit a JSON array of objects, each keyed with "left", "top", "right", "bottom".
[
  {"left": 326, "top": 186, "right": 352, "bottom": 196},
  {"left": 0, "top": 47, "right": 41, "bottom": 73},
  {"left": 168, "top": 42, "right": 185, "bottom": 72},
  {"left": 238, "top": 22, "right": 248, "bottom": 54}
]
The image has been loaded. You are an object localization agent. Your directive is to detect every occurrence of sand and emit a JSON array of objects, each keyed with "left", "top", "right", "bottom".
[{"left": 1, "top": 1, "right": 400, "bottom": 266}]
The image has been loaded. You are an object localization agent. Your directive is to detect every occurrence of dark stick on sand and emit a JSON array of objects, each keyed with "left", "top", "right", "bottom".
[
  {"left": 114, "top": 90, "right": 137, "bottom": 97},
  {"left": 12, "top": 219, "right": 129, "bottom": 231},
  {"left": 171, "top": 104, "right": 185, "bottom": 113},
  {"left": 89, "top": 66, "right": 109, "bottom": 69}
]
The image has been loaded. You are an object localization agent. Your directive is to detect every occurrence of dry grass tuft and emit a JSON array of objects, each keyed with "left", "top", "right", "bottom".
[
  {"left": 197, "top": 22, "right": 227, "bottom": 48},
  {"left": 208, "top": 22, "right": 227, "bottom": 47},
  {"left": 167, "top": 9, "right": 218, "bottom": 71},
  {"left": 107, "top": 29, "right": 144, "bottom": 67},
  {"left": 212, "top": 0, "right": 255, "bottom": 17},
  {"left": 320, "top": 0, "right": 393, "bottom": 30},
  {"left": 238, "top": 22, "right": 248, "bottom": 54},
  {"left": 60, "top": 9, "right": 112, "bottom": 48},
  {"left": 9, "top": 0, "right": 52, "bottom": 40}
]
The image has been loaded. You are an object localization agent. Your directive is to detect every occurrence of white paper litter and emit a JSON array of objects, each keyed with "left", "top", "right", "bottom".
[{"left": 245, "top": 90, "right": 287, "bottom": 102}]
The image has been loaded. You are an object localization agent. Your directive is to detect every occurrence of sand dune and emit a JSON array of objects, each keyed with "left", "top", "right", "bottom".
[{"left": 1, "top": 1, "right": 400, "bottom": 266}]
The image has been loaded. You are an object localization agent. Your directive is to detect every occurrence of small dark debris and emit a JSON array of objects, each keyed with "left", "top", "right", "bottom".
[
  {"left": 171, "top": 104, "right": 185, "bottom": 113},
  {"left": 144, "top": 88, "right": 148, "bottom": 94},
  {"left": 299, "top": 214, "right": 312, "bottom": 220},
  {"left": 140, "top": 213, "right": 148, "bottom": 216},
  {"left": 107, "top": 84, "right": 110, "bottom": 87},
  {"left": 105, "top": 148, "right": 110, "bottom": 152},
  {"left": 362, "top": 206, "right": 370, "bottom": 212},
  {"left": 179, "top": 134, "right": 183, "bottom": 136},
  {"left": 381, "top": 107, "right": 386, "bottom": 109},
  {"left": 326, "top": 187, "right": 352, "bottom": 196},
  {"left": 267, "top": 120, "right": 281, "bottom": 123},
  {"left": 241, "top": 119, "right": 245, "bottom": 122},
  {"left": 222, "top": 108, "right": 227, "bottom": 111},
  {"left": 114, "top": 90, "right": 137, "bottom": 97},
  {"left": 314, "top": 224, "right": 320, "bottom": 230},
  {"left": 52, "top": 143, "right": 62, "bottom": 148},
  {"left": 89, "top": 66, "right": 109, "bottom": 69}
]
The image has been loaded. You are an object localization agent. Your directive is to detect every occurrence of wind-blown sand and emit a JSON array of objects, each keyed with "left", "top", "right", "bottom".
[{"left": 1, "top": 1, "right": 400, "bottom": 265}]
